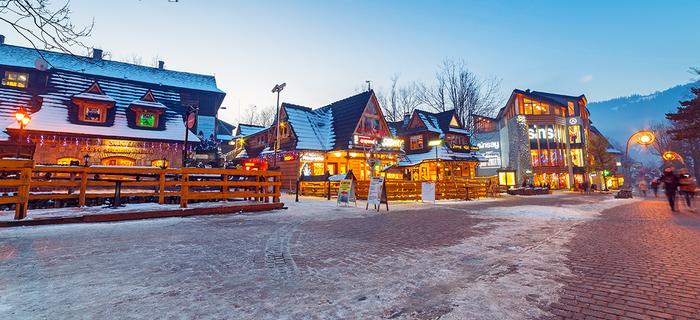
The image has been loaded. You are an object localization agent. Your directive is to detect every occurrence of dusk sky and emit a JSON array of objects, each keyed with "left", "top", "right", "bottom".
[{"left": 1, "top": 0, "right": 699, "bottom": 124}]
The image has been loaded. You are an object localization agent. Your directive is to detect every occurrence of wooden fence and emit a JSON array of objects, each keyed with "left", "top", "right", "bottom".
[
  {"left": 0, "top": 159, "right": 281, "bottom": 220},
  {"left": 299, "top": 177, "right": 495, "bottom": 201}
]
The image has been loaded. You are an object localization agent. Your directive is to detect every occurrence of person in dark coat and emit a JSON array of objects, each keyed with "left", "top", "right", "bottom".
[{"left": 659, "top": 167, "right": 680, "bottom": 212}]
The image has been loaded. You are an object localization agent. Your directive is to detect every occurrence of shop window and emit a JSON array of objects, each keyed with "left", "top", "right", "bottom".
[
  {"left": 410, "top": 135, "right": 423, "bottom": 150},
  {"left": 137, "top": 112, "right": 157, "bottom": 128},
  {"left": 2, "top": 71, "right": 29, "bottom": 88},
  {"left": 312, "top": 162, "right": 325, "bottom": 175},
  {"left": 498, "top": 171, "right": 516, "bottom": 186},
  {"left": 449, "top": 116, "right": 460, "bottom": 128},
  {"left": 151, "top": 159, "right": 169, "bottom": 168},
  {"left": 57, "top": 157, "right": 80, "bottom": 166},
  {"left": 101, "top": 156, "right": 136, "bottom": 166},
  {"left": 570, "top": 149, "right": 584, "bottom": 167},
  {"left": 569, "top": 125, "right": 581, "bottom": 143},
  {"left": 326, "top": 163, "right": 337, "bottom": 175}
]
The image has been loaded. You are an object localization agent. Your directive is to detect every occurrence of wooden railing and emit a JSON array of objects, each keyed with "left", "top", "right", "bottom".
[
  {"left": 299, "top": 177, "right": 494, "bottom": 201},
  {"left": 0, "top": 160, "right": 281, "bottom": 220}
]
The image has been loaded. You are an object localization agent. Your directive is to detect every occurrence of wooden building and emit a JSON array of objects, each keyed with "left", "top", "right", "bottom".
[{"left": 0, "top": 37, "right": 225, "bottom": 166}]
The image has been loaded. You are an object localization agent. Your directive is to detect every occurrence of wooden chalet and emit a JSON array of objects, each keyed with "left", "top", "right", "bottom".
[{"left": 0, "top": 37, "right": 226, "bottom": 167}]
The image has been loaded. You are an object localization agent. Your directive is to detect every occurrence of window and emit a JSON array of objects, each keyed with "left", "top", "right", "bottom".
[
  {"left": 83, "top": 106, "right": 105, "bottom": 122},
  {"left": 2, "top": 71, "right": 29, "bottom": 88},
  {"left": 567, "top": 102, "right": 576, "bottom": 117},
  {"left": 570, "top": 149, "right": 584, "bottom": 167},
  {"left": 138, "top": 112, "right": 156, "bottom": 127},
  {"left": 410, "top": 135, "right": 423, "bottom": 150},
  {"left": 151, "top": 159, "right": 169, "bottom": 168},
  {"left": 522, "top": 98, "right": 550, "bottom": 115},
  {"left": 569, "top": 125, "right": 582, "bottom": 143},
  {"left": 101, "top": 156, "right": 136, "bottom": 166}
]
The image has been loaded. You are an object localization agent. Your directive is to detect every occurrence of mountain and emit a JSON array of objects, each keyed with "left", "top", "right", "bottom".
[{"left": 588, "top": 81, "right": 699, "bottom": 145}]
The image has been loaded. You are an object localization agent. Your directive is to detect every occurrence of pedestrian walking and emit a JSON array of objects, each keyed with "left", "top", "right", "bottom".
[
  {"left": 581, "top": 181, "right": 590, "bottom": 195},
  {"left": 650, "top": 178, "right": 660, "bottom": 198},
  {"left": 638, "top": 179, "right": 648, "bottom": 197},
  {"left": 679, "top": 168, "right": 697, "bottom": 212},
  {"left": 659, "top": 167, "right": 680, "bottom": 212}
]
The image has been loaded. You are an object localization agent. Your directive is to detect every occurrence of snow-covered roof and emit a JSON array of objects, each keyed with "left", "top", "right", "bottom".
[
  {"left": 236, "top": 123, "right": 266, "bottom": 137},
  {"left": 73, "top": 92, "right": 116, "bottom": 103},
  {"left": 6, "top": 71, "right": 198, "bottom": 142},
  {"left": 0, "top": 44, "right": 223, "bottom": 94},
  {"left": 398, "top": 146, "right": 485, "bottom": 166},
  {"left": 606, "top": 147, "right": 623, "bottom": 154},
  {"left": 284, "top": 104, "right": 335, "bottom": 150},
  {"left": 129, "top": 99, "right": 167, "bottom": 110},
  {"left": 417, "top": 111, "right": 442, "bottom": 133}
]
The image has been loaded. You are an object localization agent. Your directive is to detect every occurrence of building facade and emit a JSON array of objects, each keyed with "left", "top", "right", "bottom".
[
  {"left": 473, "top": 89, "right": 592, "bottom": 189},
  {"left": 0, "top": 37, "right": 225, "bottom": 167}
]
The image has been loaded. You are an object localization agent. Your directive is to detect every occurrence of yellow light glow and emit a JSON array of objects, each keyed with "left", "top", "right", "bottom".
[
  {"left": 333, "top": 152, "right": 342, "bottom": 157},
  {"left": 349, "top": 152, "right": 358, "bottom": 158},
  {"left": 365, "top": 153, "right": 370, "bottom": 158},
  {"left": 20, "top": 116, "right": 30, "bottom": 125},
  {"left": 15, "top": 112, "right": 25, "bottom": 121},
  {"left": 632, "top": 130, "right": 655, "bottom": 146},
  {"left": 428, "top": 139, "right": 443, "bottom": 147}
]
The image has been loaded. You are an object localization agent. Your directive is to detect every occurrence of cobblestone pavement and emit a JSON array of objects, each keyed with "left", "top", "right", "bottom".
[
  {"left": 544, "top": 199, "right": 700, "bottom": 320},
  {"left": 0, "top": 193, "right": 674, "bottom": 319}
]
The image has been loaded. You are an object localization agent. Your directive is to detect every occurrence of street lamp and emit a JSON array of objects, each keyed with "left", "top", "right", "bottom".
[
  {"left": 428, "top": 139, "right": 443, "bottom": 181},
  {"left": 15, "top": 108, "right": 30, "bottom": 158},
  {"left": 623, "top": 130, "right": 655, "bottom": 189},
  {"left": 271, "top": 82, "right": 286, "bottom": 168},
  {"left": 662, "top": 151, "right": 685, "bottom": 165}
]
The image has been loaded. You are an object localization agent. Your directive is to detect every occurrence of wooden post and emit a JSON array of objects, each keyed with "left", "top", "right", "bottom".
[
  {"left": 180, "top": 172, "right": 189, "bottom": 208},
  {"left": 14, "top": 167, "right": 31, "bottom": 220},
  {"left": 222, "top": 174, "right": 229, "bottom": 201},
  {"left": 79, "top": 168, "right": 88, "bottom": 207},
  {"left": 158, "top": 169, "right": 166, "bottom": 204}
]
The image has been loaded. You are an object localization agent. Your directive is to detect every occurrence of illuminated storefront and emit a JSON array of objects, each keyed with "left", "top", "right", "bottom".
[{"left": 472, "top": 89, "right": 595, "bottom": 189}]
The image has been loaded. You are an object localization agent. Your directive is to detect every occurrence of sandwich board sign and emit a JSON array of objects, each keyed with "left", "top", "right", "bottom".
[
  {"left": 366, "top": 176, "right": 388, "bottom": 211},
  {"left": 337, "top": 179, "right": 356, "bottom": 206},
  {"left": 422, "top": 182, "right": 436, "bottom": 203}
]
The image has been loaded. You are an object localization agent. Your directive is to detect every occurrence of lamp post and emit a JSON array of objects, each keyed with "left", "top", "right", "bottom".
[
  {"left": 271, "top": 82, "right": 286, "bottom": 168},
  {"left": 623, "top": 130, "right": 655, "bottom": 189},
  {"left": 428, "top": 139, "right": 443, "bottom": 181},
  {"left": 83, "top": 154, "right": 91, "bottom": 167},
  {"left": 15, "top": 108, "right": 30, "bottom": 158}
]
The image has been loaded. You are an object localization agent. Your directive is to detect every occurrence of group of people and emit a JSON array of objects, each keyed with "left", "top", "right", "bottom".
[{"left": 638, "top": 167, "right": 697, "bottom": 212}]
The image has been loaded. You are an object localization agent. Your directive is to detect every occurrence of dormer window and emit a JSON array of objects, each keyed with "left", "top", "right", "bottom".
[
  {"left": 129, "top": 90, "right": 166, "bottom": 129},
  {"left": 2, "top": 71, "right": 29, "bottom": 88},
  {"left": 71, "top": 81, "right": 116, "bottom": 125}
]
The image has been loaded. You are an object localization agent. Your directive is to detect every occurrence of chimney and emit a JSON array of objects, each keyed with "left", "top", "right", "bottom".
[
  {"left": 92, "top": 48, "right": 103, "bottom": 60},
  {"left": 402, "top": 112, "right": 411, "bottom": 127},
  {"left": 0, "top": 35, "right": 5, "bottom": 45},
  {"left": 158, "top": 60, "right": 165, "bottom": 69}
]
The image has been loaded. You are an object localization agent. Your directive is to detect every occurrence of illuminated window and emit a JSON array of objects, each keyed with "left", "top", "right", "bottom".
[
  {"left": 567, "top": 102, "right": 575, "bottom": 117},
  {"left": 101, "top": 156, "right": 136, "bottom": 166},
  {"left": 57, "top": 157, "right": 80, "bottom": 165},
  {"left": 410, "top": 135, "right": 423, "bottom": 150},
  {"left": 570, "top": 149, "right": 584, "bottom": 167},
  {"left": 2, "top": 71, "right": 29, "bottom": 88},
  {"left": 312, "top": 162, "right": 325, "bottom": 175},
  {"left": 569, "top": 125, "right": 582, "bottom": 143},
  {"left": 151, "top": 159, "right": 169, "bottom": 167},
  {"left": 138, "top": 112, "right": 156, "bottom": 127},
  {"left": 498, "top": 171, "right": 516, "bottom": 186},
  {"left": 449, "top": 116, "right": 460, "bottom": 127},
  {"left": 83, "top": 106, "right": 105, "bottom": 122}
]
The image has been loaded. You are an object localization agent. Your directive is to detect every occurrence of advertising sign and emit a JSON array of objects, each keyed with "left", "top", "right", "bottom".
[
  {"left": 366, "top": 176, "right": 388, "bottom": 211},
  {"left": 421, "top": 182, "right": 436, "bottom": 203},
  {"left": 337, "top": 179, "right": 356, "bottom": 206}
]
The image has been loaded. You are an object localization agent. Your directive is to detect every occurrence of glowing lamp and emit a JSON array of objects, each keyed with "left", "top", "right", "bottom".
[
  {"left": 15, "top": 112, "right": 25, "bottom": 122},
  {"left": 21, "top": 117, "right": 30, "bottom": 125},
  {"left": 632, "top": 130, "right": 655, "bottom": 146}
]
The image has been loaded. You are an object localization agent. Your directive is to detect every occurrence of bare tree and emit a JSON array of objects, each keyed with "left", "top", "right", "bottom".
[
  {"left": 419, "top": 59, "right": 503, "bottom": 133},
  {"left": 241, "top": 105, "right": 274, "bottom": 127},
  {"left": 378, "top": 75, "right": 421, "bottom": 123},
  {"left": 0, "top": 0, "right": 94, "bottom": 59}
]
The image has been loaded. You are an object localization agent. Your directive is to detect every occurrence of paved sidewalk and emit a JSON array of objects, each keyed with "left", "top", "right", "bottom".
[{"left": 545, "top": 200, "right": 700, "bottom": 320}]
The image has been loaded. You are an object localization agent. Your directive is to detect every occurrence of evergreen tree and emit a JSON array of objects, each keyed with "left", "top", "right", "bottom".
[{"left": 666, "top": 70, "right": 700, "bottom": 140}]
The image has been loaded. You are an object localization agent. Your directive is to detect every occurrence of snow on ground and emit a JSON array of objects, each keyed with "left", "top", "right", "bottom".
[{"left": 0, "top": 193, "right": 640, "bottom": 319}]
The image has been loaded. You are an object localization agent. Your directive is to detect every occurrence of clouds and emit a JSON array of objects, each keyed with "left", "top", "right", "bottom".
[{"left": 581, "top": 74, "right": 594, "bottom": 83}]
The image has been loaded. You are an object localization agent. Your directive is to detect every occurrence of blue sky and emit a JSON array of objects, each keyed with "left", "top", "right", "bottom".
[{"left": 1, "top": 0, "right": 699, "bottom": 124}]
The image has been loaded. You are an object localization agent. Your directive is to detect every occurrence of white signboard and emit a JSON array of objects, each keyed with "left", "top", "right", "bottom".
[
  {"left": 422, "top": 182, "right": 436, "bottom": 203},
  {"left": 366, "top": 176, "right": 385, "bottom": 207}
]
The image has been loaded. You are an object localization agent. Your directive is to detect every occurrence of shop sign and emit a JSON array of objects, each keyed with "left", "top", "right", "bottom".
[
  {"left": 528, "top": 126, "right": 555, "bottom": 140},
  {"left": 380, "top": 137, "right": 402, "bottom": 149},
  {"left": 300, "top": 153, "right": 324, "bottom": 162},
  {"left": 337, "top": 179, "right": 356, "bottom": 206},
  {"left": 283, "top": 154, "right": 295, "bottom": 161},
  {"left": 365, "top": 176, "right": 388, "bottom": 211},
  {"left": 353, "top": 135, "right": 377, "bottom": 146},
  {"left": 477, "top": 141, "right": 499, "bottom": 150},
  {"left": 448, "top": 144, "right": 479, "bottom": 152},
  {"left": 567, "top": 117, "right": 581, "bottom": 126}
]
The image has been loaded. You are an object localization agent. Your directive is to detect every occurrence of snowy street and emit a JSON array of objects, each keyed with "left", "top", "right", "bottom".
[{"left": 2, "top": 193, "right": 696, "bottom": 319}]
